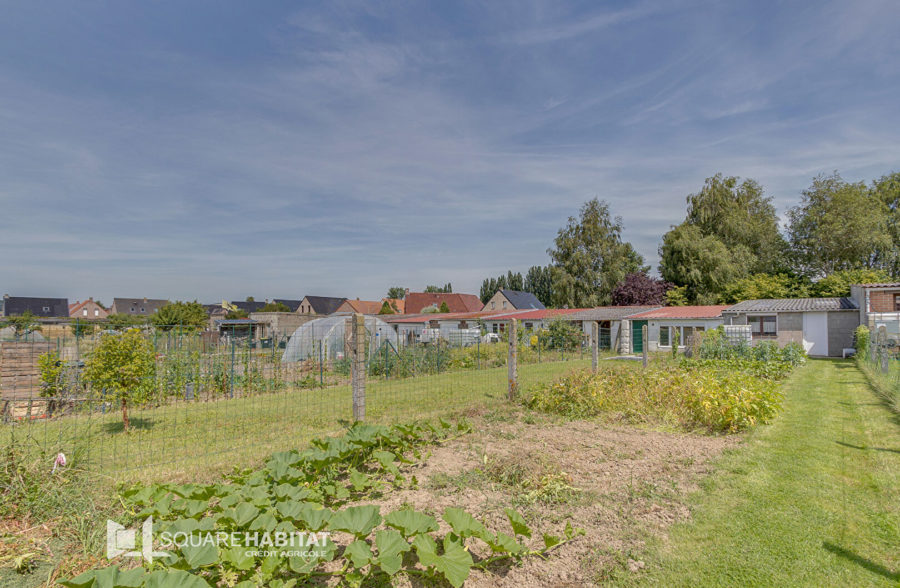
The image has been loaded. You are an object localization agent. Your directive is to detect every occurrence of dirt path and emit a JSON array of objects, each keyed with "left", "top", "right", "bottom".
[{"left": 369, "top": 408, "right": 738, "bottom": 586}]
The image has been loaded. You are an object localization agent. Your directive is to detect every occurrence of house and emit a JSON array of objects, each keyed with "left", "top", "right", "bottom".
[
  {"left": 335, "top": 299, "right": 386, "bottom": 315},
  {"left": 2, "top": 295, "right": 70, "bottom": 317},
  {"left": 567, "top": 306, "right": 661, "bottom": 353},
  {"left": 403, "top": 292, "right": 483, "bottom": 314},
  {"left": 297, "top": 296, "right": 348, "bottom": 315},
  {"left": 109, "top": 297, "right": 169, "bottom": 316},
  {"left": 850, "top": 282, "right": 900, "bottom": 340},
  {"left": 625, "top": 306, "right": 729, "bottom": 352},
  {"left": 482, "top": 290, "right": 545, "bottom": 312},
  {"left": 721, "top": 298, "right": 859, "bottom": 357},
  {"left": 68, "top": 298, "right": 108, "bottom": 320}
]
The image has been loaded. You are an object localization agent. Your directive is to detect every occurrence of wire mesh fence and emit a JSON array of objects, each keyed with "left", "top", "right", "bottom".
[
  {"left": 858, "top": 325, "right": 900, "bottom": 411},
  {"left": 1, "top": 316, "right": 604, "bottom": 480}
]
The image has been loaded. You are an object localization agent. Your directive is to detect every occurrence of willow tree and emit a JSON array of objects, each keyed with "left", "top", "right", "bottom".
[{"left": 548, "top": 198, "right": 646, "bottom": 308}]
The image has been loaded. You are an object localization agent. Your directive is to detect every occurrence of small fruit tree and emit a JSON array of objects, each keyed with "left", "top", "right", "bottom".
[{"left": 83, "top": 329, "right": 155, "bottom": 432}]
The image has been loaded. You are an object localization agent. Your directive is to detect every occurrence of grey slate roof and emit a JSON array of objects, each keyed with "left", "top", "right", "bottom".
[
  {"left": 499, "top": 290, "right": 545, "bottom": 310},
  {"left": 723, "top": 298, "right": 858, "bottom": 312},
  {"left": 273, "top": 299, "right": 303, "bottom": 312},
  {"left": 304, "top": 296, "right": 348, "bottom": 315},
  {"left": 566, "top": 306, "right": 660, "bottom": 321},
  {"left": 111, "top": 298, "right": 169, "bottom": 316},
  {"left": 231, "top": 300, "right": 267, "bottom": 313},
  {"left": 2, "top": 296, "right": 69, "bottom": 317}
]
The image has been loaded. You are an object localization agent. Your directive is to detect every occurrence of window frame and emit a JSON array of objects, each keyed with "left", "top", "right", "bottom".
[{"left": 748, "top": 315, "right": 777, "bottom": 337}]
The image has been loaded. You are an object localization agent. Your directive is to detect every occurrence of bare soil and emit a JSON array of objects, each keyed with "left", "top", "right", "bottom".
[{"left": 372, "top": 407, "right": 738, "bottom": 586}]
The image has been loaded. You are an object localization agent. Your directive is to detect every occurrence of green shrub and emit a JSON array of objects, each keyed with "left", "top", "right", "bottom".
[
  {"left": 854, "top": 325, "right": 870, "bottom": 359},
  {"left": 526, "top": 364, "right": 784, "bottom": 433},
  {"left": 37, "top": 350, "right": 65, "bottom": 398},
  {"left": 696, "top": 327, "right": 807, "bottom": 366}
]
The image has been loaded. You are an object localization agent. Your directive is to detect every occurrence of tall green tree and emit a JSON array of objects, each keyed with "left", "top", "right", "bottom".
[
  {"left": 424, "top": 283, "right": 452, "bottom": 293},
  {"left": 810, "top": 269, "right": 893, "bottom": 298},
  {"left": 660, "top": 174, "right": 789, "bottom": 303},
  {"left": 548, "top": 198, "right": 646, "bottom": 308},
  {"left": 684, "top": 174, "right": 787, "bottom": 273},
  {"left": 524, "top": 265, "right": 553, "bottom": 307},
  {"left": 659, "top": 224, "right": 753, "bottom": 304},
  {"left": 151, "top": 301, "right": 209, "bottom": 331},
  {"left": 386, "top": 287, "right": 406, "bottom": 300},
  {"left": 787, "top": 172, "right": 892, "bottom": 277},
  {"left": 721, "top": 273, "right": 811, "bottom": 304},
  {"left": 872, "top": 171, "right": 900, "bottom": 275}
]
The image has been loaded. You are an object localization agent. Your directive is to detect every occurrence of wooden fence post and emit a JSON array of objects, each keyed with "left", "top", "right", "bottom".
[
  {"left": 508, "top": 319, "right": 518, "bottom": 401},
  {"left": 592, "top": 321, "right": 599, "bottom": 373},
  {"left": 351, "top": 313, "right": 366, "bottom": 421}
]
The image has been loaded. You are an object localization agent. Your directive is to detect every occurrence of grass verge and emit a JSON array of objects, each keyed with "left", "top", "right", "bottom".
[{"left": 617, "top": 360, "right": 900, "bottom": 587}]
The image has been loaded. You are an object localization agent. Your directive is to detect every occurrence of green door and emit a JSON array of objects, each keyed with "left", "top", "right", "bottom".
[{"left": 631, "top": 320, "right": 647, "bottom": 353}]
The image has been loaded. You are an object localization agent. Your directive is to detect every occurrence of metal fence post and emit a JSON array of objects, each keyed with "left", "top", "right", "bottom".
[
  {"left": 592, "top": 321, "right": 599, "bottom": 373},
  {"left": 351, "top": 313, "right": 366, "bottom": 421},
  {"left": 642, "top": 324, "right": 648, "bottom": 368},
  {"left": 508, "top": 319, "right": 518, "bottom": 401}
]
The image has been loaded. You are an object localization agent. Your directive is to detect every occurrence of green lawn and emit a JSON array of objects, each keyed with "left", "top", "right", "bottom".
[
  {"left": 627, "top": 360, "right": 900, "bottom": 587},
  {"left": 2, "top": 359, "right": 589, "bottom": 482}
]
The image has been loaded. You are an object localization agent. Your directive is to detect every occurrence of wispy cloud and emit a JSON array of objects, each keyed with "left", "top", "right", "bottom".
[{"left": 0, "top": 1, "right": 898, "bottom": 301}]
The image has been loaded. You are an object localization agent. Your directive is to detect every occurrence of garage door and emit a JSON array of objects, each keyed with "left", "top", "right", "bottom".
[{"left": 802, "top": 312, "right": 828, "bottom": 356}]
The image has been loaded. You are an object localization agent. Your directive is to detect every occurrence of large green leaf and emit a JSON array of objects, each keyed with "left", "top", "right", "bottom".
[
  {"left": 329, "top": 505, "right": 382, "bottom": 537},
  {"left": 59, "top": 566, "right": 145, "bottom": 588},
  {"left": 435, "top": 538, "right": 474, "bottom": 588},
  {"left": 221, "top": 546, "right": 256, "bottom": 571},
  {"left": 230, "top": 502, "right": 260, "bottom": 527},
  {"left": 143, "top": 569, "right": 212, "bottom": 588},
  {"left": 295, "top": 503, "right": 332, "bottom": 531},
  {"left": 181, "top": 542, "right": 218, "bottom": 568},
  {"left": 249, "top": 511, "right": 278, "bottom": 532},
  {"left": 442, "top": 507, "right": 488, "bottom": 539},
  {"left": 374, "top": 529, "right": 411, "bottom": 576},
  {"left": 504, "top": 508, "right": 532, "bottom": 539},
  {"left": 344, "top": 539, "right": 373, "bottom": 568},
  {"left": 384, "top": 509, "right": 438, "bottom": 536}
]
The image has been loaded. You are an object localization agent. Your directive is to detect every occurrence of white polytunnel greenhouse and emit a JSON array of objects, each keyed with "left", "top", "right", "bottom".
[{"left": 281, "top": 315, "right": 399, "bottom": 363}]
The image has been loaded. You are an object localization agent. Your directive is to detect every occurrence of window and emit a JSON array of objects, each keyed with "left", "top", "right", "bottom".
[
  {"left": 42, "top": 306, "right": 50, "bottom": 312},
  {"left": 94, "top": 309, "right": 99, "bottom": 316},
  {"left": 502, "top": 301, "right": 507, "bottom": 309},
  {"left": 491, "top": 301, "right": 495, "bottom": 309},
  {"left": 659, "top": 326, "right": 670, "bottom": 346},
  {"left": 492, "top": 323, "right": 499, "bottom": 334},
  {"left": 83, "top": 309, "right": 88, "bottom": 316},
  {"left": 895, "top": 294, "right": 900, "bottom": 311},
  {"left": 525, "top": 322, "right": 533, "bottom": 330},
  {"left": 749, "top": 316, "right": 777, "bottom": 336}
]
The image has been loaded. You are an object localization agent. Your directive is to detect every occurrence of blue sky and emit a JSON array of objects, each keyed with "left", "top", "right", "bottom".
[{"left": 2, "top": 1, "right": 899, "bottom": 304}]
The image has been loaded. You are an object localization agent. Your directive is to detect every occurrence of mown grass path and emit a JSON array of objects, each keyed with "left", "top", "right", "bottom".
[{"left": 630, "top": 360, "right": 900, "bottom": 587}]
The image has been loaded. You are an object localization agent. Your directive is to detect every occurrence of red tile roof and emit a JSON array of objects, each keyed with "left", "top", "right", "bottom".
[
  {"left": 483, "top": 308, "right": 588, "bottom": 321},
  {"left": 627, "top": 305, "right": 730, "bottom": 319},
  {"left": 403, "top": 292, "right": 483, "bottom": 314},
  {"left": 385, "top": 310, "right": 507, "bottom": 324}
]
